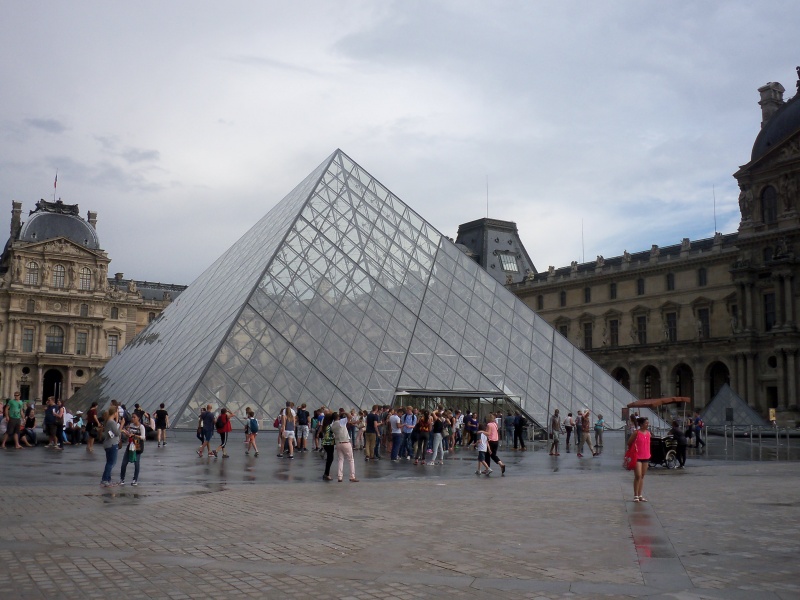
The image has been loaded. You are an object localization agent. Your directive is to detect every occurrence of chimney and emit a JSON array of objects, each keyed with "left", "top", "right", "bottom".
[
  {"left": 10, "top": 201, "right": 22, "bottom": 239},
  {"left": 87, "top": 210, "right": 97, "bottom": 229},
  {"left": 758, "top": 82, "right": 785, "bottom": 128},
  {"left": 115, "top": 272, "right": 124, "bottom": 281}
]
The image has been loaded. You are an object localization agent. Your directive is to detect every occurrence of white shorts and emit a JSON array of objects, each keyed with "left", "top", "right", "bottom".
[{"left": 284, "top": 430, "right": 296, "bottom": 439}]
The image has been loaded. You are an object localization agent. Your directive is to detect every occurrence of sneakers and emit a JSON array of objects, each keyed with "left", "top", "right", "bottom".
[
  {"left": 131, "top": 480, "right": 138, "bottom": 486},
  {"left": 427, "top": 462, "right": 434, "bottom": 466},
  {"left": 577, "top": 453, "right": 583, "bottom": 458},
  {"left": 245, "top": 451, "right": 249, "bottom": 455},
  {"left": 349, "top": 478, "right": 359, "bottom": 482},
  {"left": 475, "top": 470, "right": 481, "bottom": 475},
  {"left": 196, "top": 449, "right": 203, "bottom": 457},
  {"left": 119, "top": 480, "right": 125, "bottom": 486},
  {"left": 483, "top": 468, "right": 493, "bottom": 475},
  {"left": 254, "top": 452, "right": 259, "bottom": 457},
  {"left": 157, "top": 443, "right": 161, "bottom": 448},
  {"left": 501, "top": 464, "right": 506, "bottom": 476}
]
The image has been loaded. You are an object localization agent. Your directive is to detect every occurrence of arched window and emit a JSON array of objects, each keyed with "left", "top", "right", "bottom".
[
  {"left": 111, "top": 307, "right": 119, "bottom": 319},
  {"left": 52, "top": 264, "right": 65, "bottom": 288},
  {"left": 46, "top": 325, "right": 64, "bottom": 354},
  {"left": 26, "top": 299, "right": 35, "bottom": 313},
  {"left": 80, "top": 303, "right": 89, "bottom": 318},
  {"left": 79, "top": 267, "right": 92, "bottom": 290},
  {"left": 25, "top": 262, "right": 39, "bottom": 285},
  {"left": 761, "top": 186, "right": 777, "bottom": 223}
]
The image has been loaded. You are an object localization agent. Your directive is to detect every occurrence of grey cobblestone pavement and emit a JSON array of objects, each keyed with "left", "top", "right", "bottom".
[{"left": 0, "top": 431, "right": 798, "bottom": 599}]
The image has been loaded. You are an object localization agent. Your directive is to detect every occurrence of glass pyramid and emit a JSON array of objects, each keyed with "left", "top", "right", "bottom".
[{"left": 70, "top": 150, "right": 638, "bottom": 428}]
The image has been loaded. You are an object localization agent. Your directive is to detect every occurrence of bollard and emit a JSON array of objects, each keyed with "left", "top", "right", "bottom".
[{"left": 724, "top": 424, "right": 728, "bottom": 449}]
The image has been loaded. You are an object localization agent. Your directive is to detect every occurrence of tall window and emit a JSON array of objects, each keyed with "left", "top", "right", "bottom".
[
  {"left": 46, "top": 325, "right": 64, "bottom": 354},
  {"left": 666, "top": 312, "right": 677, "bottom": 342},
  {"left": 609, "top": 319, "right": 619, "bottom": 347},
  {"left": 536, "top": 295, "right": 544, "bottom": 311},
  {"left": 584, "top": 287, "right": 591, "bottom": 303},
  {"left": 636, "top": 278, "right": 645, "bottom": 296},
  {"left": 698, "top": 267, "right": 707, "bottom": 287},
  {"left": 666, "top": 273, "right": 675, "bottom": 291},
  {"left": 583, "top": 322, "right": 593, "bottom": 350},
  {"left": 79, "top": 267, "right": 92, "bottom": 290},
  {"left": 22, "top": 327, "right": 34, "bottom": 352},
  {"left": 609, "top": 282, "right": 617, "bottom": 300},
  {"left": 636, "top": 315, "right": 647, "bottom": 345},
  {"left": 111, "top": 307, "right": 119, "bottom": 319},
  {"left": 559, "top": 291, "right": 566, "bottom": 307},
  {"left": 698, "top": 308, "right": 710, "bottom": 338},
  {"left": 558, "top": 324, "right": 568, "bottom": 338},
  {"left": 26, "top": 299, "right": 35, "bottom": 313},
  {"left": 80, "top": 303, "right": 89, "bottom": 318},
  {"left": 76, "top": 331, "right": 88, "bottom": 356},
  {"left": 52, "top": 264, "right": 65, "bottom": 288},
  {"left": 148, "top": 312, "right": 156, "bottom": 323},
  {"left": 762, "top": 186, "right": 778, "bottom": 223},
  {"left": 764, "top": 293, "right": 776, "bottom": 331},
  {"left": 108, "top": 334, "right": 119, "bottom": 357},
  {"left": 25, "top": 262, "right": 39, "bottom": 285}
]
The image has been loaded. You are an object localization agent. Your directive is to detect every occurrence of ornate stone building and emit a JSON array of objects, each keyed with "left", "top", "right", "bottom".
[
  {"left": 465, "top": 69, "right": 800, "bottom": 423},
  {"left": 0, "top": 199, "right": 185, "bottom": 401}
]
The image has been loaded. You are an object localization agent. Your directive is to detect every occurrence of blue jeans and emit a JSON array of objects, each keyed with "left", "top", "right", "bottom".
[
  {"left": 102, "top": 445, "right": 118, "bottom": 483},
  {"left": 391, "top": 433, "right": 403, "bottom": 460},
  {"left": 400, "top": 432, "right": 413, "bottom": 458},
  {"left": 120, "top": 449, "right": 141, "bottom": 482}
]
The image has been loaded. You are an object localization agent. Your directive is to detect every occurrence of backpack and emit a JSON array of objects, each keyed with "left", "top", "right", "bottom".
[
  {"left": 273, "top": 416, "right": 281, "bottom": 428},
  {"left": 697, "top": 418, "right": 704, "bottom": 429},
  {"left": 215, "top": 414, "right": 226, "bottom": 431},
  {"left": 249, "top": 417, "right": 259, "bottom": 433}
]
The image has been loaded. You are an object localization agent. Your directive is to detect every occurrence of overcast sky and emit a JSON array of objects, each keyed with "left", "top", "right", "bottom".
[{"left": 1, "top": 1, "right": 798, "bottom": 286}]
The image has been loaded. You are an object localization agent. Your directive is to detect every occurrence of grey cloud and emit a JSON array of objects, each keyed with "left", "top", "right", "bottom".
[
  {"left": 226, "top": 55, "right": 320, "bottom": 76},
  {"left": 24, "top": 118, "right": 68, "bottom": 134},
  {"left": 120, "top": 148, "right": 160, "bottom": 163},
  {"left": 45, "top": 155, "right": 164, "bottom": 193}
]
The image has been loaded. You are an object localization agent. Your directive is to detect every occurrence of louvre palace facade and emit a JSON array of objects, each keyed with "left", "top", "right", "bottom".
[
  {"left": 0, "top": 199, "right": 185, "bottom": 402},
  {"left": 504, "top": 71, "right": 800, "bottom": 424}
]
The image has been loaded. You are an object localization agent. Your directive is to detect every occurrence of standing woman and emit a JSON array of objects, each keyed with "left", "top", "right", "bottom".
[
  {"left": 119, "top": 412, "right": 145, "bottom": 486},
  {"left": 320, "top": 412, "right": 336, "bottom": 480},
  {"left": 54, "top": 399, "right": 66, "bottom": 450},
  {"left": 429, "top": 411, "right": 445, "bottom": 465},
  {"left": 281, "top": 405, "right": 296, "bottom": 459},
  {"left": 549, "top": 409, "right": 562, "bottom": 456},
  {"left": 594, "top": 413, "right": 606, "bottom": 451},
  {"left": 627, "top": 417, "right": 651, "bottom": 502},
  {"left": 215, "top": 408, "right": 234, "bottom": 458},
  {"left": 101, "top": 408, "right": 121, "bottom": 487},
  {"left": 484, "top": 412, "right": 507, "bottom": 475},
  {"left": 86, "top": 402, "right": 101, "bottom": 453},
  {"left": 413, "top": 410, "right": 431, "bottom": 465},
  {"left": 564, "top": 412, "right": 574, "bottom": 452}
]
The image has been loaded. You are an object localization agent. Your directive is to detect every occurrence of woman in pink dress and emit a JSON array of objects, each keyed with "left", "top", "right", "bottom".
[{"left": 627, "top": 417, "right": 651, "bottom": 502}]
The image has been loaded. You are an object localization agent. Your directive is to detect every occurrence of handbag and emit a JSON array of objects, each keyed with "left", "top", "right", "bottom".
[
  {"left": 127, "top": 441, "right": 138, "bottom": 463},
  {"left": 623, "top": 434, "right": 638, "bottom": 471}
]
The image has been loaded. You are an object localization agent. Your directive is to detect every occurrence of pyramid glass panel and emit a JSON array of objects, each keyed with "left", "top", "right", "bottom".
[{"left": 69, "top": 149, "right": 639, "bottom": 428}]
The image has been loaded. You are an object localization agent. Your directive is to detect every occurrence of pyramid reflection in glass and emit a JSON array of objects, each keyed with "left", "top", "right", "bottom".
[{"left": 70, "top": 150, "right": 637, "bottom": 428}]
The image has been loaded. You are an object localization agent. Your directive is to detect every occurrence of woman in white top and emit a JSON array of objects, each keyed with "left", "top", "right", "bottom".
[{"left": 120, "top": 413, "right": 146, "bottom": 486}]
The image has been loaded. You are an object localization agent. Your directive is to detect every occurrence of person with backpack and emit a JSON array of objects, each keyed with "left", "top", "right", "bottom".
[
  {"left": 693, "top": 411, "right": 706, "bottom": 450},
  {"left": 295, "top": 403, "right": 310, "bottom": 452},
  {"left": 214, "top": 408, "right": 234, "bottom": 458},
  {"left": 413, "top": 410, "right": 431, "bottom": 465},
  {"left": 119, "top": 412, "right": 145, "bottom": 486},
  {"left": 197, "top": 405, "right": 216, "bottom": 457},
  {"left": 244, "top": 408, "right": 259, "bottom": 456}
]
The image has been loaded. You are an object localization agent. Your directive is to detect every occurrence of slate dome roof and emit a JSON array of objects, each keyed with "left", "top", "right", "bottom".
[
  {"left": 751, "top": 95, "right": 800, "bottom": 162},
  {"left": 18, "top": 202, "right": 100, "bottom": 250}
]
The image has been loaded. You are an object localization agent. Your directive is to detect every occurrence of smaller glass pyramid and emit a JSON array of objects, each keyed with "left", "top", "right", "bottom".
[{"left": 70, "top": 150, "right": 638, "bottom": 428}]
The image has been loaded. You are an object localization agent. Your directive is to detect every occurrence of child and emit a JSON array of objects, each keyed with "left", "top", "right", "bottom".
[
  {"left": 245, "top": 408, "right": 259, "bottom": 456},
  {"left": 475, "top": 423, "right": 492, "bottom": 475}
]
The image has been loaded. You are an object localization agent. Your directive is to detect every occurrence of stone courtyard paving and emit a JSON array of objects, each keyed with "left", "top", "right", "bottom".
[{"left": 0, "top": 431, "right": 797, "bottom": 599}]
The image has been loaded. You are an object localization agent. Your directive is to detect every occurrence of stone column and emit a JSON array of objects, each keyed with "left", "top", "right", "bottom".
[
  {"left": 774, "top": 277, "right": 784, "bottom": 327},
  {"left": 65, "top": 367, "right": 72, "bottom": 400},
  {"left": 37, "top": 365, "right": 43, "bottom": 400},
  {"left": 784, "top": 274, "right": 794, "bottom": 327},
  {"left": 747, "top": 284, "right": 756, "bottom": 332},
  {"left": 776, "top": 350, "right": 786, "bottom": 409},
  {"left": 38, "top": 325, "right": 46, "bottom": 354},
  {"left": 736, "top": 353, "right": 747, "bottom": 398},
  {"left": 746, "top": 353, "right": 757, "bottom": 410},
  {"left": 785, "top": 350, "right": 796, "bottom": 410}
]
